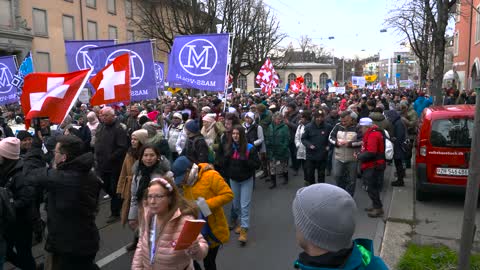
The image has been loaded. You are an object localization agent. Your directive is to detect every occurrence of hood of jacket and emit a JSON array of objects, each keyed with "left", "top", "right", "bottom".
[
  {"left": 368, "top": 112, "right": 386, "bottom": 122},
  {"left": 197, "top": 163, "right": 215, "bottom": 179},
  {"left": 57, "top": 152, "right": 94, "bottom": 172},
  {"left": 384, "top": 110, "right": 401, "bottom": 123},
  {"left": 147, "top": 132, "right": 165, "bottom": 146},
  {"left": 132, "top": 156, "right": 171, "bottom": 177}
]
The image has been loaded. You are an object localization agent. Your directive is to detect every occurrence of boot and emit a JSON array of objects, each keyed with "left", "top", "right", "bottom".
[
  {"left": 282, "top": 172, "right": 289, "bottom": 185},
  {"left": 126, "top": 235, "right": 139, "bottom": 252},
  {"left": 364, "top": 206, "right": 374, "bottom": 212},
  {"left": 238, "top": 228, "right": 248, "bottom": 245},
  {"left": 391, "top": 179, "right": 405, "bottom": 187},
  {"left": 367, "top": 208, "right": 384, "bottom": 218},
  {"left": 234, "top": 224, "right": 241, "bottom": 234},
  {"left": 269, "top": 175, "right": 277, "bottom": 189}
]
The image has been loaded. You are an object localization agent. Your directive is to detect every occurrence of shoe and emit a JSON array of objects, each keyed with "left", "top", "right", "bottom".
[
  {"left": 391, "top": 180, "right": 405, "bottom": 187},
  {"left": 269, "top": 175, "right": 277, "bottom": 189},
  {"left": 367, "top": 208, "right": 384, "bottom": 218},
  {"left": 229, "top": 220, "right": 238, "bottom": 230},
  {"left": 364, "top": 207, "right": 374, "bottom": 212},
  {"left": 125, "top": 240, "right": 138, "bottom": 252},
  {"left": 103, "top": 194, "right": 110, "bottom": 199},
  {"left": 282, "top": 172, "right": 289, "bottom": 185},
  {"left": 106, "top": 215, "right": 120, "bottom": 224},
  {"left": 238, "top": 228, "right": 248, "bottom": 244},
  {"left": 234, "top": 224, "right": 241, "bottom": 234}
]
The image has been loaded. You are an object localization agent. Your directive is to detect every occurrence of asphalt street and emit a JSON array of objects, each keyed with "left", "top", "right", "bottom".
[{"left": 8, "top": 165, "right": 394, "bottom": 270}]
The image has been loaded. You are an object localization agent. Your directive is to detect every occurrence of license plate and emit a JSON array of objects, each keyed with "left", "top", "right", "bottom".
[{"left": 436, "top": 167, "right": 469, "bottom": 176}]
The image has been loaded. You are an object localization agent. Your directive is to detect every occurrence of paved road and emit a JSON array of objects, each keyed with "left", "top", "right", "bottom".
[{"left": 8, "top": 165, "right": 394, "bottom": 269}]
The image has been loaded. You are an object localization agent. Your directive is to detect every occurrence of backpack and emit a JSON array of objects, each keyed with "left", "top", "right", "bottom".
[
  {"left": 382, "top": 130, "right": 394, "bottom": 160},
  {"left": 0, "top": 177, "right": 16, "bottom": 227},
  {"left": 193, "top": 137, "right": 216, "bottom": 164}
]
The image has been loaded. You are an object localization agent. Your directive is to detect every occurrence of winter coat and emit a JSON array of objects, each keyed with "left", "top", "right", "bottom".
[
  {"left": 116, "top": 152, "right": 137, "bottom": 225},
  {"left": 27, "top": 152, "right": 101, "bottom": 256},
  {"left": 78, "top": 124, "right": 92, "bottom": 150},
  {"left": 294, "top": 239, "right": 388, "bottom": 270},
  {"left": 258, "top": 110, "right": 272, "bottom": 131},
  {"left": 167, "top": 123, "right": 184, "bottom": 153},
  {"left": 295, "top": 124, "right": 307, "bottom": 160},
  {"left": 301, "top": 121, "right": 332, "bottom": 161},
  {"left": 285, "top": 110, "right": 300, "bottom": 142},
  {"left": 401, "top": 106, "right": 418, "bottom": 135},
  {"left": 132, "top": 208, "right": 208, "bottom": 270},
  {"left": 384, "top": 110, "right": 407, "bottom": 160},
  {"left": 224, "top": 143, "right": 260, "bottom": 181},
  {"left": 87, "top": 120, "right": 99, "bottom": 148},
  {"left": 182, "top": 134, "right": 209, "bottom": 164},
  {"left": 129, "top": 159, "right": 171, "bottom": 221},
  {"left": 369, "top": 112, "right": 394, "bottom": 139},
  {"left": 201, "top": 122, "right": 218, "bottom": 148},
  {"left": 413, "top": 96, "right": 433, "bottom": 117},
  {"left": 329, "top": 123, "right": 362, "bottom": 163},
  {"left": 357, "top": 126, "right": 385, "bottom": 171},
  {"left": 125, "top": 116, "right": 141, "bottom": 137},
  {"left": 94, "top": 119, "right": 128, "bottom": 175},
  {"left": 181, "top": 163, "right": 233, "bottom": 248},
  {"left": 147, "top": 133, "right": 172, "bottom": 162},
  {"left": 265, "top": 122, "right": 290, "bottom": 161},
  {"left": 243, "top": 122, "right": 266, "bottom": 153}
]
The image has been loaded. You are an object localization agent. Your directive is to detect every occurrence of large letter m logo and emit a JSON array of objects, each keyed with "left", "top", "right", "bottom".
[
  {"left": 184, "top": 45, "right": 212, "bottom": 70},
  {"left": 0, "top": 67, "right": 12, "bottom": 88}
]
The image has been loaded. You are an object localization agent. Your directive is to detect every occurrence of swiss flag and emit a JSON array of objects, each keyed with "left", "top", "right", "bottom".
[
  {"left": 290, "top": 80, "right": 301, "bottom": 94},
  {"left": 21, "top": 69, "right": 93, "bottom": 129},
  {"left": 89, "top": 53, "right": 130, "bottom": 106},
  {"left": 255, "top": 58, "right": 279, "bottom": 95}
]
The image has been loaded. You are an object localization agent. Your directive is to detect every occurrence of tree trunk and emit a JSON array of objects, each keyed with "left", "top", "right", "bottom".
[{"left": 431, "top": 2, "right": 450, "bottom": 106}]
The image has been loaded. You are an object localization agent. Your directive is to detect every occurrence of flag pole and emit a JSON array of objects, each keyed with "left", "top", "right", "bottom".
[{"left": 224, "top": 32, "right": 234, "bottom": 113}]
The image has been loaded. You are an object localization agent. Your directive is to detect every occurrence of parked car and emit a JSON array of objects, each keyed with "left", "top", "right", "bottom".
[{"left": 415, "top": 105, "right": 474, "bottom": 201}]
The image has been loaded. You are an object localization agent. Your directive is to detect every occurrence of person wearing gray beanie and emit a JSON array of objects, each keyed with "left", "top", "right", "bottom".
[{"left": 292, "top": 183, "right": 388, "bottom": 270}]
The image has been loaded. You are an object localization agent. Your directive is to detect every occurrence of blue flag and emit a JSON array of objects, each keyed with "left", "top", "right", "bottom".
[
  {"left": 89, "top": 40, "right": 157, "bottom": 102},
  {"left": 11, "top": 52, "right": 34, "bottom": 96},
  {"left": 64, "top": 40, "right": 115, "bottom": 74},
  {"left": 0, "top": 56, "right": 19, "bottom": 105},
  {"left": 167, "top": 33, "right": 229, "bottom": 92},
  {"left": 154, "top": 61, "right": 165, "bottom": 90}
]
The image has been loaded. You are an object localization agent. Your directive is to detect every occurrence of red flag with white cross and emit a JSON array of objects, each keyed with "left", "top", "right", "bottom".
[
  {"left": 20, "top": 68, "right": 93, "bottom": 129},
  {"left": 89, "top": 53, "right": 131, "bottom": 106},
  {"left": 255, "top": 58, "right": 279, "bottom": 95}
]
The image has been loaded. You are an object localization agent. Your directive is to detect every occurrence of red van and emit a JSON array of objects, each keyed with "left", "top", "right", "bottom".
[{"left": 415, "top": 105, "right": 474, "bottom": 201}]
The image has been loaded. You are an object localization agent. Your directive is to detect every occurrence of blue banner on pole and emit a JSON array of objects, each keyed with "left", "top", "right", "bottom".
[
  {"left": 167, "top": 33, "right": 229, "bottom": 92},
  {"left": 64, "top": 40, "right": 115, "bottom": 73},
  {"left": 89, "top": 40, "right": 157, "bottom": 102},
  {"left": 0, "top": 56, "right": 18, "bottom": 105},
  {"left": 154, "top": 61, "right": 165, "bottom": 90}
]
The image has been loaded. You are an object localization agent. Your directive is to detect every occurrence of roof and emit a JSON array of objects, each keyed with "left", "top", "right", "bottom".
[
  {"left": 424, "top": 105, "right": 475, "bottom": 118},
  {"left": 284, "top": 62, "right": 336, "bottom": 69}
]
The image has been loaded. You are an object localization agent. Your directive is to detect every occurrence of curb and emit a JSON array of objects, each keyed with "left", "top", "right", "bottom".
[{"left": 379, "top": 168, "right": 415, "bottom": 269}]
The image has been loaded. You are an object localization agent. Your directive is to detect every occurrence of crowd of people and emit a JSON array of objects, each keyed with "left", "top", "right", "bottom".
[{"left": 0, "top": 86, "right": 473, "bottom": 270}]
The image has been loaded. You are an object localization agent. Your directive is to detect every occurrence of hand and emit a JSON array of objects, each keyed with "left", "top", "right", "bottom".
[
  {"left": 128, "top": 220, "right": 138, "bottom": 230},
  {"left": 309, "top": 145, "right": 315, "bottom": 150},
  {"left": 353, "top": 152, "right": 358, "bottom": 159},
  {"left": 186, "top": 239, "right": 200, "bottom": 256}
]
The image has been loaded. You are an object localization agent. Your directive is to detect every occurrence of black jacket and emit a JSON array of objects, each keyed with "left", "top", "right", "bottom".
[
  {"left": 285, "top": 110, "right": 300, "bottom": 142},
  {"left": 223, "top": 143, "right": 259, "bottom": 181},
  {"left": 384, "top": 110, "right": 407, "bottom": 160},
  {"left": 301, "top": 121, "right": 332, "bottom": 160},
  {"left": 94, "top": 119, "right": 128, "bottom": 174},
  {"left": 27, "top": 152, "right": 101, "bottom": 256},
  {"left": 182, "top": 134, "right": 209, "bottom": 164}
]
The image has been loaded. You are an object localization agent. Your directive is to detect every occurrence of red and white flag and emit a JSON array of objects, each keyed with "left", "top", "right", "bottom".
[
  {"left": 289, "top": 80, "right": 301, "bottom": 94},
  {"left": 255, "top": 58, "right": 279, "bottom": 95},
  {"left": 90, "top": 53, "right": 131, "bottom": 106},
  {"left": 20, "top": 69, "right": 93, "bottom": 129}
]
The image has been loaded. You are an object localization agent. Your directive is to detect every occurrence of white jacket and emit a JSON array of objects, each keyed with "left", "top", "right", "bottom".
[{"left": 295, "top": 124, "right": 306, "bottom": 160}]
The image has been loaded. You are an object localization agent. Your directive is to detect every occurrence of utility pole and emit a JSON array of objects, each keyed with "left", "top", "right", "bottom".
[{"left": 342, "top": 57, "right": 345, "bottom": 83}]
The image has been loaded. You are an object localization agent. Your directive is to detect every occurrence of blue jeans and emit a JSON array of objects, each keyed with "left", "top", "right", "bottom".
[
  {"left": 334, "top": 159, "right": 358, "bottom": 197},
  {"left": 230, "top": 177, "right": 254, "bottom": 229}
]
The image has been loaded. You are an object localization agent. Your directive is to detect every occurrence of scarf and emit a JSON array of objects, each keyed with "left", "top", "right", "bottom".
[{"left": 136, "top": 161, "right": 159, "bottom": 201}]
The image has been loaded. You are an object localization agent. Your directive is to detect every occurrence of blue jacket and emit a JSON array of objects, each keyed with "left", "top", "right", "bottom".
[
  {"left": 294, "top": 239, "right": 389, "bottom": 270},
  {"left": 413, "top": 96, "right": 433, "bottom": 117}
]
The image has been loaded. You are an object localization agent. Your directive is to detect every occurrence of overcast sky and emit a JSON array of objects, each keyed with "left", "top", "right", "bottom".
[{"left": 262, "top": 0, "right": 439, "bottom": 60}]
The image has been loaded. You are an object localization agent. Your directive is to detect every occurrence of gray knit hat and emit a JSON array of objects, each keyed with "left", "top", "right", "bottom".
[{"left": 292, "top": 183, "right": 356, "bottom": 252}]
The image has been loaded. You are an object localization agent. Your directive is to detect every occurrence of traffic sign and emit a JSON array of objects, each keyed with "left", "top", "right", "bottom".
[{"left": 396, "top": 73, "right": 401, "bottom": 78}]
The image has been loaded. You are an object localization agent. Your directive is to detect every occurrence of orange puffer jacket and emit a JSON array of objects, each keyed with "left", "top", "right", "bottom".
[{"left": 132, "top": 208, "right": 208, "bottom": 270}]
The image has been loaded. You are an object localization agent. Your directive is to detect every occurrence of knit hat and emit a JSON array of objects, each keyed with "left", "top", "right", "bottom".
[
  {"left": 172, "top": 156, "right": 193, "bottom": 185},
  {"left": 212, "top": 99, "right": 221, "bottom": 106},
  {"left": 16, "top": 130, "right": 32, "bottom": 141},
  {"left": 173, "top": 112, "right": 183, "bottom": 119},
  {"left": 201, "top": 106, "right": 211, "bottom": 113},
  {"left": 0, "top": 137, "right": 21, "bottom": 160},
  {"left": 185, "top": 120, "right": 200, "bottom": 134},
  {"left": 131, "top": 129, "right": 149, "bottom": 145},
  {"left": 202, "top": 113, "right": 216, "bottom": 123},
  {"left": 359, "top": 117, "right": 373, "bottom": 126},
  {"left": 292, "top": 183, "right": 356, "bottom": 252},
  {"left": 244, "top": 112, "right": 255, "bottom": 120}
]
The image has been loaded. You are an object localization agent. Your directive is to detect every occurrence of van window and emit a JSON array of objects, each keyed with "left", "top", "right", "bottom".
[{"left": 430, "top": 118, "right": 473, "bottom": 147}]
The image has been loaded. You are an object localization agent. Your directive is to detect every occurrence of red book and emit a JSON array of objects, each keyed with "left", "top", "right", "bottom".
[{"left": 173, "top": 219, "right": 206, "bottom": 250}]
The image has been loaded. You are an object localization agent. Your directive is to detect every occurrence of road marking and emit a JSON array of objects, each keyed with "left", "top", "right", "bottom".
[{"left": 96, "top": 244, "right": 130, "bottom": 268}]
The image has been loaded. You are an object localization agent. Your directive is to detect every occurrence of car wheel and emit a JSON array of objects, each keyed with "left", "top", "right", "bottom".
[{"left": 416, "top": 188, "right": 429, "bottom": 201}]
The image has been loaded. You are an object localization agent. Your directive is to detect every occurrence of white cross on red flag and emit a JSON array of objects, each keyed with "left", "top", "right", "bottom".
[
  {"left": 255, "top": 58, "right": 279, "bottom": 95},
  {"left": 20, "top": 69, "right": 93, "bottom": 129},
  {"left": 89, "top": 53, "right": 131, "bottom": 106}
]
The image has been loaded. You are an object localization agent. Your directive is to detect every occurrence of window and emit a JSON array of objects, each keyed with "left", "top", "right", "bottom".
[
  {"left": 87, "top": 20, "right": 97, "bottom": 39},
  {"left": 33, "top": 8, "right": 48, "bottom": 36},
  {"left": 0, "top": 0, "right": 12, "bottom": 27},
  {"left": 125, "top": 0, "right": 132, "bottom": 18},
  {"left": 430, "top": 118, "right": 473, "bottom": 148},
  {"left": 476, "top": 6, "right": 480, "bottom": 43},
  {"left": 287, "top": 73, "right": 296, "bottom": 82},
  {"left": 319, "top": 73, "right": 329, "bottom": 89},
  {"left": 127, "top": 30, "right": 135, "bottom": 42},
  {"left": 304, "top": 73, "right": 313, "bottom": 87},
  {"left": 454, "top": 32, "right": 459, "bottom": 56},
  {"left": 62, "top": 15, "right": 75, "bottom": 40},
  {"left": 108, "top": 25, "right": 118, "bottom": 39},
  {"left": 36, "top": 52, "right": 51, "bottom": 72},
  {"left": 64, "top": 0, "right": 73, "bottom": 2},
  {"left": 237, "top": 75, "right": 247, "bottom": 90},
  {"left": 107, "top": 0, "right": 116, "bottom": 14},
  {"left": 86, "top": 0, "right": 96, "bottom": 8}
]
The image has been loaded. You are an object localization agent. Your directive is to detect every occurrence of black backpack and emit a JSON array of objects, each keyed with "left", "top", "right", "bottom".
[{"left": 0, "top": 177, "right": 16, "bottom": 226}]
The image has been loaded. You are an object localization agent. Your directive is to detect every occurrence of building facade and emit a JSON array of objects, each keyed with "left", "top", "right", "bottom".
[{"left": 453, "top": 0, "right": 480, "bottom": 90}]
